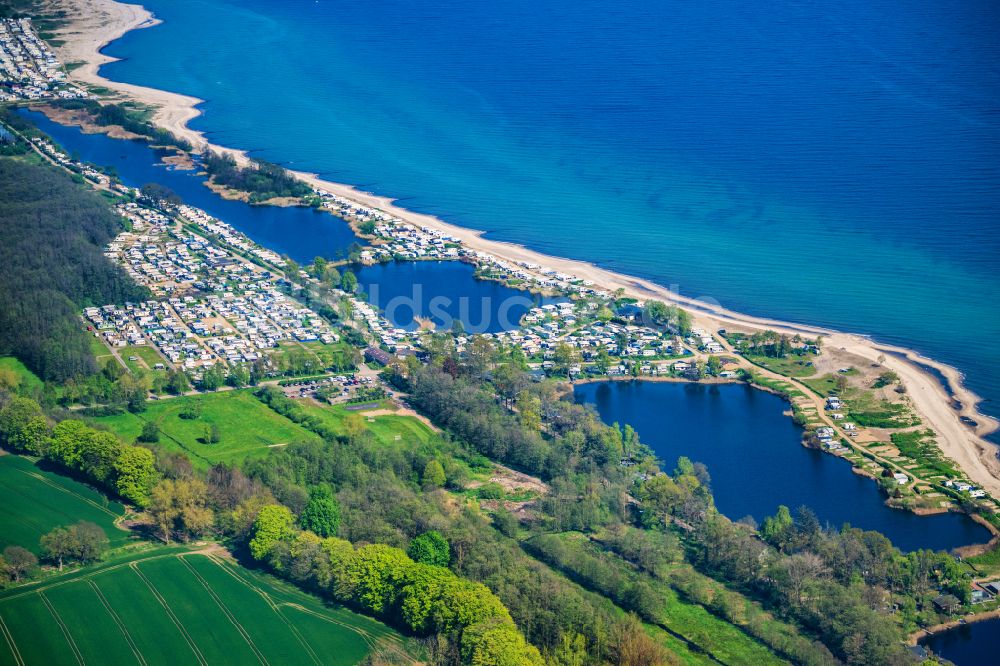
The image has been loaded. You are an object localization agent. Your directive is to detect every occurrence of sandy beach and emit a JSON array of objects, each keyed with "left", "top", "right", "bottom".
[
  {"left": 50, "top": 0, "right": 1000, "bottom": 495},
  {"left": 48, "top": 0, "right": 204, "bottom": 148}
]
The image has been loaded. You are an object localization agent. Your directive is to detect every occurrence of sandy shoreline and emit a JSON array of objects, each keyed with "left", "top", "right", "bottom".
[{"left": 50, "top": 0, "right": 1000, "bottom": 495}]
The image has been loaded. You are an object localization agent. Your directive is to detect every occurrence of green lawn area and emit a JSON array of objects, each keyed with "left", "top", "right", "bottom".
[
  {"left": 799, "top": 373, "right": 841, "bottom": 397},
  {"left": 745, "top": 354, "right": 817, "bottom": 378},
  {"left": 0, "top": 454, "right": 131, "bottom": 554},
  {"left": 302, "top": 341, "right": 359, "bottom": 370},
  {"left": 967, "top": 541, "right": 1000, "bottom": 577},
  {"left": 299, "top": 402, "right": 436, "bottom": 447},
  {"left": 88, "top": 335, "right": 115, "bottom": 366},
  {"left": 0, "top": 549, "right": 409, "bottom": 666},
  {"left": 89, "top": 390, "right": 320, "bottom": 468},
  {"left": 121, "top": 345, "right": 165, "bottom": 371},
  {"left": 0, "top": 357, "right": 43, "bottom": 394}
]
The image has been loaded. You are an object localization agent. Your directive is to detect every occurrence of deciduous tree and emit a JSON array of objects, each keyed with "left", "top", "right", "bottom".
[
  {"left": 249, "top": 504, "right": 294, "bottom": 560},
  {"left": 299, "top": 486, "right": 341, "bottom": 537},
  {"left": 422, "top": 459, "right": 446, "bottom": 489},
  {"left": 114, "top": 445, "right": 158, "bottom": 506},
  {"left": 2, "top": 546, "right": 37, "bottom": 582},
  {"left": 407, "top": 531, "right": 450, "bottom": 567}
]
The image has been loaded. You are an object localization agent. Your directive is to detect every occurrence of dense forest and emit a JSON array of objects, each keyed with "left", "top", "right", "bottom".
[
  {"left": 202, "top": 150, "right": 313, "bottom": 202},
  {"left": 0, "top": 157, "right": 147, "bottom": 381}
]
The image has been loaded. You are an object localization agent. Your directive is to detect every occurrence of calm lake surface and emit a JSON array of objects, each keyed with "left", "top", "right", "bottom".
[
  {"left": 19, "top": 109, "right": 361, "bottom": 262},
  {"left": 920, "top": 616, "right": 1000, "bottom": 664},
  {"left": 355, "top": 261, "right": 557, "bottom": 333},
  {"left": 575, "top": 380, "right": 991, "bottom": 552}
]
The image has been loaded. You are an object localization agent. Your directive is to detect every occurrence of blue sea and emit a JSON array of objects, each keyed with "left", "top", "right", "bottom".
[{"left": 100, "top": 0, "right": 1000, "bottom": 412}]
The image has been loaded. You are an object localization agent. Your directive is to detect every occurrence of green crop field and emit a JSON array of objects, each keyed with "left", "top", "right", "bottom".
[
  {"left": 0, "top": 454, "right": 130, "bottom": 554},
  {"left": 89, "top": 390, "right": 320, "bottom": 468},
  {"left": 0, "top": 549, "right": 409, "bottom": 666}
]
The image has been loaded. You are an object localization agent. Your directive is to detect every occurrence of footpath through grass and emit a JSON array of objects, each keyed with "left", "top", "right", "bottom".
[
  {"left": 0, "top": 548, "right": 408, "bottom": 666},
  {"left": 0, "top": 454, "right": 130, "bottom": 554}
]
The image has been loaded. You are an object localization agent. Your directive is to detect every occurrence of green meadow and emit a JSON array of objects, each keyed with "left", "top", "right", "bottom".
[
  {"left": 87, "top": 337, "right": 115, "bottom": 368},
  {"left": 119, "top": 345, "right": 167, "bottom": 376},
  {"left": 299, "top": 402, "right": 436, "bottom": 447},
  {"left": 0, "top": 549, "right": 407, "bottom": 666},
  {"left": 89, "top": 390, "right": 320, "bottom": 468},
  {"left": 745, "top": 354, "right": 817, "bottom": 378},
  {"left": 0, "top": 454, "right": 130, "bottom": 554}
]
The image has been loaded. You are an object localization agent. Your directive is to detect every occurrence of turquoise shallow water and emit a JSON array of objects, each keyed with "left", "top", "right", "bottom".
[{"left": 99, "top": 0, "right": 1000, "bottom": 412}]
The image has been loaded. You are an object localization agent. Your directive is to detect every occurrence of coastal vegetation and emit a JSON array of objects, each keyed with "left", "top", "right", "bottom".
[
  {"left": 202, "top": 150, "right": 312, "bottom": 203},
  {"left": 727, "top": 327, "right": 993, "bottom": 526},
  {"left": 0, "top": 0, "right": 45, "bottom": 19},
  {"left": 45, "top": 98, "right": 193, "bottom": 151}
]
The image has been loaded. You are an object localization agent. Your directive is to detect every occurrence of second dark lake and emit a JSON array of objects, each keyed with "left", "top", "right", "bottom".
[{"left": 575, "top": 380, "right": 991, "bottom": 553}]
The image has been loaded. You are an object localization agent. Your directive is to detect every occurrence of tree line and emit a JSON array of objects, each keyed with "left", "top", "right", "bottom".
[
  {"left": 202, "top": 151, "right": 312, "bottom": 203},
  {"left": 249, "top": 506, "right": 543, "bottom": 664},
  {"left": 0, "top": 394, "right": 158, "bottom": 506},
  {"left": 1, "top": 520, "right": 110, "bottom": 586}
]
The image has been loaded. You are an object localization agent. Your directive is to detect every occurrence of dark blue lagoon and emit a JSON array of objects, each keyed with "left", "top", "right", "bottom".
[
  {"left": 920, "top": 616, "right": 1000, "bottom": 665},
  {"left": 18, "top": 109, "right": 361, "bottom": 262},
  {"left": 575, "top": 380, "right": 990, "bottom": 552},
  {"left": 355, "top": 261, "right": 557, "bottom": 334}
]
